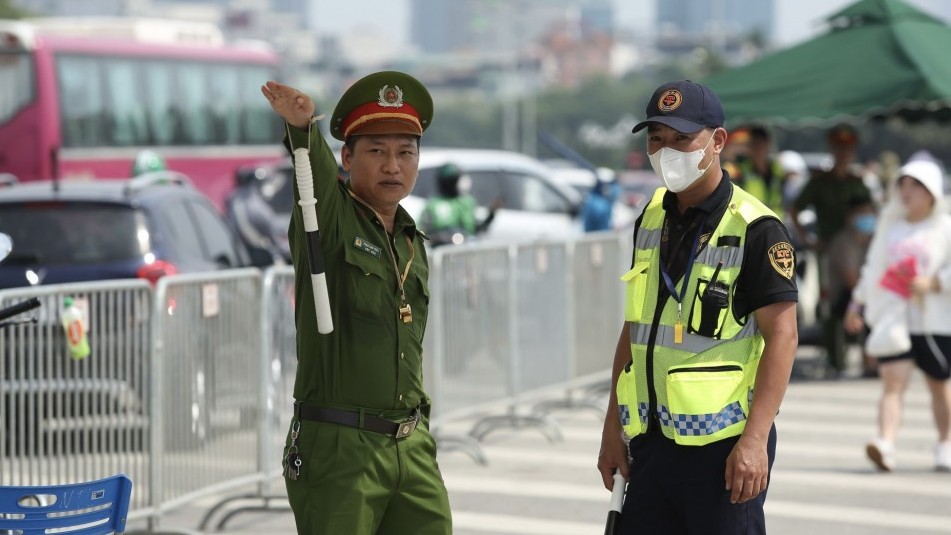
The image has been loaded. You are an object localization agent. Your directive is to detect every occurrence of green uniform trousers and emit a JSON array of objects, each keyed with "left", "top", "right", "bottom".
[{"left": 285, "top": 418, "right": 452, "bottom": 534}]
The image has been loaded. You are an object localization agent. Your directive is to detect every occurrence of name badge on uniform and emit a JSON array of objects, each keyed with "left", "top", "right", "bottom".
[{"left": 353, "top": 236, "right": 383, "bottom": 258}]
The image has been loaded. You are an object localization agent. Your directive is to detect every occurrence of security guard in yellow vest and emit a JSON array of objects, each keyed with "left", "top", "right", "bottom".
[
  {"left": 262, "top": 73, "right": 452, "bottom": 534},
  {"left": 597, "top": 81, "right": 799, "bottom": 535},
  {"left": 733, "top": 124, "right": 786, "bottom": 219}
]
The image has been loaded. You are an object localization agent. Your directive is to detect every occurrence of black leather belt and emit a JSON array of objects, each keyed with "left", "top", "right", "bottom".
[{"left": 295, "top": 403, "right": 420, "bottom": 439}]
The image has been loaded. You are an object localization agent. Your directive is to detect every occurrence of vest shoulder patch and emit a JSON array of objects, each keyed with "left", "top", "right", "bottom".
[{"left": 767, "top": 242, "right": 795, "bottom": 279}]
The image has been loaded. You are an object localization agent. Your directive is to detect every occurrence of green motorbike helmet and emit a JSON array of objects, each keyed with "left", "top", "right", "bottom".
[{"left": 131, "top": 150, "right": 167, "bottom": 177}]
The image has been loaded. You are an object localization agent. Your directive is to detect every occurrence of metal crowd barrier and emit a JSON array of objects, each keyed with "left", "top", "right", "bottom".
[
  {"left": 0, "top": 231, "right": 631, "bottom": 531},
  {"left": 195, "top": 265, "right": 297, "bottom": 531},
  {"left": 425, "top": 232, "right": 630, "bottom": 459},
  {"left": 147, "top": 269, "right": 263, "bottom": 528},
  {"left": 0, "top": 280, "right": 153, "bottom": 513}
]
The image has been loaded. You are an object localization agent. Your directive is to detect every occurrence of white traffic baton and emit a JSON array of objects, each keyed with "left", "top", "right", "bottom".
[
  {"left": 293, "top": 146, "right": 333, "bottom": 334},
  {"left": 604, "top": 469, "right": 626, "bottom": 535}
]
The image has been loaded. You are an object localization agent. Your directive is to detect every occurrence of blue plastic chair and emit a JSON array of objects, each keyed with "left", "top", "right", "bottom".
[{"left": 0, "top": 474, "right": 132, "bottom": 534}]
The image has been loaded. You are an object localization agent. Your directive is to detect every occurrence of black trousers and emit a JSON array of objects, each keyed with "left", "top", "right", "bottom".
[{"left": 619, "top": 425, "right": 777, "bottom": 535}]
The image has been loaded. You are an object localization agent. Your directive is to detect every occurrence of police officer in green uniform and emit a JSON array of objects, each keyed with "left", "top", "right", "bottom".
[
  {"left": 790, "top": 124, "right": 870, "bottom": 375},
  {"left": 597, "top": 81, "right": 799, "bottom": 534},
  {"left": 262, "top": 72, "right": 452, "bottom": 534}
]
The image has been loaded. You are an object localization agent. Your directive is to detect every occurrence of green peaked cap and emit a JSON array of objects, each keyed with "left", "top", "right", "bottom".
[{"left": 329, "top": 70, "right": 434, "bottom": 141}]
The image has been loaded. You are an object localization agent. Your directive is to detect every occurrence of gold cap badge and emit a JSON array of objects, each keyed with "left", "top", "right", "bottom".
[
  {"left": 658, "top": 89, "right": 683, "bottom": 112},
  {"left": 378, "top": 85, "right": 404, "bottom": 108}
]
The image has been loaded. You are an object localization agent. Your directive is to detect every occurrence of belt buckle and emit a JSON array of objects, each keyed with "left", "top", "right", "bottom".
[{"left": 395, "top": 410, "right": 419, "bottom": 439}]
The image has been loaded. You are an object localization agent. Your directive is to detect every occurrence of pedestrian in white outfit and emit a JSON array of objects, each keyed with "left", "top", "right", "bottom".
[{"left": 845, "top": 159, "right": 951, "bottom": 473}]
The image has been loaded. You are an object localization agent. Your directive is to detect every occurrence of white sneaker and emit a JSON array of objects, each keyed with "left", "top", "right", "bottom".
[
  {"left": 936, "top": 442, "right": 951, "bottom": 473},
  {"left": 866, "top": 438, "right": 895, "bottom": 472}
]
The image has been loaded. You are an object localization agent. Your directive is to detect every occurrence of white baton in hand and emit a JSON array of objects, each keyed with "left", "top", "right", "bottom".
[
  {"left": 604, "top": 470, "right": 626, "bottom": 535},
  {"left": 293, "top": 147, "right": 333, "bottom": 334}
]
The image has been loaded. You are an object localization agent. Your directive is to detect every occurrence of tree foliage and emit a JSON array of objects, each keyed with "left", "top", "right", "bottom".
[{"left": 0, "top": 0, "right": 30, "bottom": 19}]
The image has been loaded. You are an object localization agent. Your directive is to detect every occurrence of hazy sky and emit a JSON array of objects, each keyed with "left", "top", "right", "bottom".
[{"left": 310, "top": 0, "right": 951, "bottom": 48}]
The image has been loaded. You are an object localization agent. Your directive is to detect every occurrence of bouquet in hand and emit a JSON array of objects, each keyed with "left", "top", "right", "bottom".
[{"left": 879, "top": 256, "right": 918, "bottom": 298}]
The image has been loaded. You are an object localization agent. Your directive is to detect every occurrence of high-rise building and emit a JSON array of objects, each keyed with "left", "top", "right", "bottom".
[
  {"left": 656, "top": 0, "right": 774, "bottom": 49},
  {"left": 410, "top": 0, "right": 613, "bottom": 55}
]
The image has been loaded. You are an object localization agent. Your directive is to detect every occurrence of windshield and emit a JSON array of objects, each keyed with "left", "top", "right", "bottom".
[
  {"left": 0, "top": 202, "right": 145, "bottom": 264},
  {"left": 0, "top": 50, "right": 35, "bottom": 124}
]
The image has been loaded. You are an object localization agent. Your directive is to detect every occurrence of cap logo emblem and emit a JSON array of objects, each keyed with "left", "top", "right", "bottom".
[
  {"left": 658, "top": 89, "right": 683, "bottom": 112},
  {"left": 378, "top": 85, "right": 404, "bottom": 108}
]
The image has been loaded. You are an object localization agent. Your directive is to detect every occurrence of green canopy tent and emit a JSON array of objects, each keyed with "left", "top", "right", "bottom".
[{"left": 703, "top": 0, "right": 951, "bottom": 125}]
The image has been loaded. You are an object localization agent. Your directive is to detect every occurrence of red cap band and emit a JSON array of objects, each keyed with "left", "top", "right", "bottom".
[{"left": 342, "top": 101, "right": 423, "bottom": 138}]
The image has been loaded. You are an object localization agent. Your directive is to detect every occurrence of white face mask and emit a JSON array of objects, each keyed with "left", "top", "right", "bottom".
[{"left": 648, "top": 132, "right": 716, "bottom": 193}]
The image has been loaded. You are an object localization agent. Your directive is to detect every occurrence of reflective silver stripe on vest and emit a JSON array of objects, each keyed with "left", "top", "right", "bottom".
[
  {"left": 629, "top": 318, "right": 759, "bottom": 352},
  {"left": 696, "top": 244, "right": 744, "bottom": 269},
  {"left": 658, "top": 402, "right": 747, "bottom": 436},
  {"left": 635, "top": 230, "right": 744, "bottom": 269},
  {"left": 635, "top": 227, "right": 662, "bottom": 251}
]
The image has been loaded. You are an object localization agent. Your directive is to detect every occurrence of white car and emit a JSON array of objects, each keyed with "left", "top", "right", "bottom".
[
  {"left": 405, "top": 148, "right": 585, "bottom": 244},
  {"left": 257, "top": 148, "right": 587, "bottom": 245}
]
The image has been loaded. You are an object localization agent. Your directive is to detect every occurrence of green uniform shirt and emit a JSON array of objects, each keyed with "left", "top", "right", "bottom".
[
  {"left": 285, "top": 126, "right": 430, "bottom": 413},
  {"left": 793, "top": 170, "right": 870, "bottom": 242}
]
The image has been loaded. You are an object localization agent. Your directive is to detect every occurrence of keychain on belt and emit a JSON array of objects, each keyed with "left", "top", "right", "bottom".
[{"left": 283, "top": 420, "right": 303, "bottom": 481}]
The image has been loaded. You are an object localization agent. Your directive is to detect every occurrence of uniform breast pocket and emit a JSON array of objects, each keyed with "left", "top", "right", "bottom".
[
  {"left": 621, "top": 262, "right": 650, "bottom": 323},
  {"left": 343, "top": 245, "right": 389, "bottom": 321}
]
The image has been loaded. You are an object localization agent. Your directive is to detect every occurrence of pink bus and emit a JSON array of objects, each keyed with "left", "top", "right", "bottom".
[{"left": 0, "top": 18, "right": 285, "bottom": 210}]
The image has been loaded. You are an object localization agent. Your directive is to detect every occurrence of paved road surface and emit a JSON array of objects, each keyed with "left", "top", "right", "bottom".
[{"left": 128, "top": 360, "right": 951, "bottom": 534}]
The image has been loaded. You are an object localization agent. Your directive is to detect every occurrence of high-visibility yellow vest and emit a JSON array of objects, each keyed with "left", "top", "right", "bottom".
[
  {"left": 617, "top": 184, "right": 781, "bottom": 445},
  {"left": 736, "top": 158, "right": 786, "bottom": 219}
]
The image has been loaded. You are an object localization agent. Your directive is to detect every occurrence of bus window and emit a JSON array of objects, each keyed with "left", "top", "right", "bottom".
[
  {"left": 178, "top": 61, "right": 212, "bottom": 144},
  {"left": 143, "top": 60, "right": 176, "bottom": 146},
  {"left": 58, "top": 55, "right": 106, "bottom": 147},
  {"left": 208, "top": 63, "right": 241, "bottom": 144},
  {"left": 240, "top": 65, "right": 275, "bottom": 144},
  {"left": 104, "top": 58, "right": 149, "bottom": 146},
  {"left": 0, "top": 50, "right": 34, "bottom": 123}
]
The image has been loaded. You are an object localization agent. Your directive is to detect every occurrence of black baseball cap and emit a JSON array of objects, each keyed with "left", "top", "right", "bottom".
[{"left": 632, "top": 80, "right": 725, "bottom": 134}]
